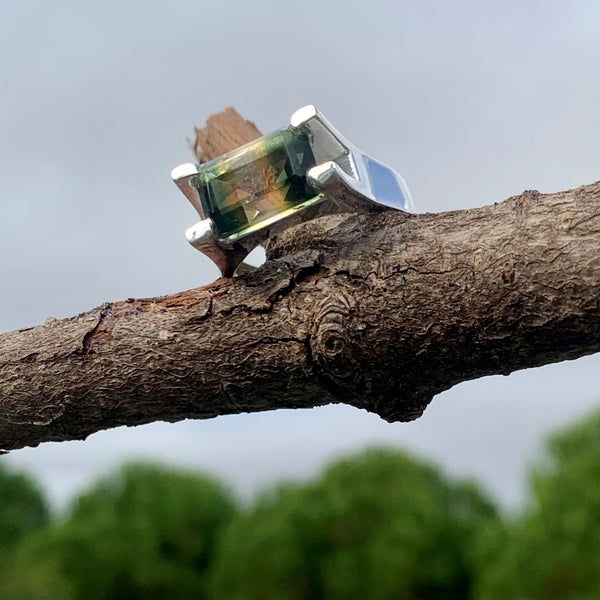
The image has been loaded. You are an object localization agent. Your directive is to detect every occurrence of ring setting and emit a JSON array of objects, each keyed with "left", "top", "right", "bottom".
[{"left": 171, "top": 105, "right": 414, "bottom": 277}]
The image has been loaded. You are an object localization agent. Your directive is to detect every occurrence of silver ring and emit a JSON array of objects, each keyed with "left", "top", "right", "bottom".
[{"left": 171, "top": 105, "right": 414, "bottom": 277}]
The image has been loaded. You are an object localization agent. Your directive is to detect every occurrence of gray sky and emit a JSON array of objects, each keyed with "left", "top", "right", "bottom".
[{"left": 1, "top": 0, "right": 599, "bottom": 510}]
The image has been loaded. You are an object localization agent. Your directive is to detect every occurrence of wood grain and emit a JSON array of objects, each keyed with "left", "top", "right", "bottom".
[{"left": 1, "top": 108, "right": 599, "bottom": 451}]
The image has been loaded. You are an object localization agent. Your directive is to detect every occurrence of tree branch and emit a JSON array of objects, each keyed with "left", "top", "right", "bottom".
[{"left": 1, "top": 109, "right": 599, "bottom": 451}]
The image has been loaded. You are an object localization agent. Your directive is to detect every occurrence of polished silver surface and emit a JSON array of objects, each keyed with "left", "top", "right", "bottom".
[
  {"left": 171, "top": 105, "right": 414, "bottom": 277},
  {"left": 171, "top": 163, "right": 204, "bottom": 217}
]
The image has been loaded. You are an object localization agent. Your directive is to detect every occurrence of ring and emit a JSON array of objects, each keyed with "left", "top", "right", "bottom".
[{"left": 171, "top": 105, "right": 414, "bottom": 277}]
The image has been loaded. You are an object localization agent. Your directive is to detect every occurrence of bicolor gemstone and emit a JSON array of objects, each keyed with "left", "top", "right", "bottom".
[{"left": 194, "top": 128, "right": 323, "bottom": 241}]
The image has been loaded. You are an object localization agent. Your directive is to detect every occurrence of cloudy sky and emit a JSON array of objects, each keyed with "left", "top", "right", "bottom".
[{"left": 1, "top": 0, "right": 599, "bottom": 510}]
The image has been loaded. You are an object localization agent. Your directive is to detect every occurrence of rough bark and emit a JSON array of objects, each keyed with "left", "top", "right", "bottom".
[{"left": 0, "top": 109, "right": 599, "bottom": 452}]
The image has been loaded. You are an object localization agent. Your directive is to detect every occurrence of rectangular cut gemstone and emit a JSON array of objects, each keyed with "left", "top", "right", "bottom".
[{"left": 194, "top": 128, "right": 323, "bottom": 241}]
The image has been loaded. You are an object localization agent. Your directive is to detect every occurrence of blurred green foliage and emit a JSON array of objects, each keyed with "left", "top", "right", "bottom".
[
  {"left": 211, "top": 449, "right": 498, "bottom": 600},
  {"left": 2, "top": 408, "right": 600, "bottom": 599},
  {"left": 0, "top": 463, "right": 48, "bottom": 553},
  {"left": 0, "top": 464, "right": 236, "bottom": 600},
  {"left": 476, "top": 410, "right": 600, "bottom": 599}
]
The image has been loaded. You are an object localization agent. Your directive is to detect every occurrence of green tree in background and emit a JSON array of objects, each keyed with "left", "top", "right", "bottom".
[
  {"left": 211, "top": 448, "right": 499, "bottom": 600},
  {"left": 0, "top": 461, "right": 49, "bottom": 553},
  {"left": 10, "top": 406, "right": 600, "bottom": 600},
  {"left": 3, "top": 463, "right": 236, "bottom": 600},
  {"left": 476, "top": 410, "right": 600, "bottom": 599}
]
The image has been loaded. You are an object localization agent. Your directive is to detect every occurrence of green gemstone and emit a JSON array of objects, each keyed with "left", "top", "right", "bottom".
[{"left": 195, "top": 128, "right": 323, "bottom": 241}]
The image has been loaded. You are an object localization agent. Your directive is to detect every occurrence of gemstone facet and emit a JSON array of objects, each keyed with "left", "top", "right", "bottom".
[{"left": 193, "top": 128, "right": 323, "bottom": 241}]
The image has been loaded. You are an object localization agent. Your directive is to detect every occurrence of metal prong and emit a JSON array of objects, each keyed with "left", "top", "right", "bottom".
[
  {"left": 290, "top": 105, "right": 349, "bottom": 152},
  {"left": 290, "top": 104, "right": 318, "bottom": 128},
  {"left": 185, "top": 219, "right": 249, "bottom": 278},
  {"left": 185, "top": 218, "right": 215, "bottom": 249},
  {"left": 290, "top": 106, "right": 358, "bottom": 181},
  {"left": 307, "top": 161, "right": 362, "bottom": 194},
  {"left": 307, "top": 162, "right": 394, "bottom": 215},
  {"left": 171, "top": 163, "right": 204, "bottom": 218}
]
